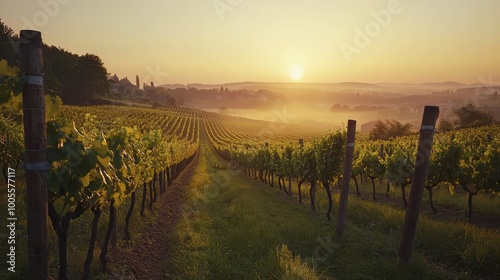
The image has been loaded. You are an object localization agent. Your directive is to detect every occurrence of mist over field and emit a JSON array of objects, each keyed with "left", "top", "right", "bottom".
[{"left": 167, "top": 82, "right": 500, "bottom": 132}]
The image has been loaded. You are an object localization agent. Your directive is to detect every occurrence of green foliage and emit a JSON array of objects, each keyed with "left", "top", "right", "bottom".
[
  {"left": 385, "top": 143, "right": 414, "bottom": 187},
  {"left": 45, "top": 95, "right": 63, "bottom": 120},
  {"left": 0, "top": 59, "right": 62, "bottom": 170},
  {"left": 46, "top": 110, "right": 198, "bottom": 210},
  {"left": 218, "top": 130, "right": 346, "bottom": 189},
  {"left": 281, "top": 144, "right": 294, "bottom": 178},
  {"left": 474, "top": 140, "right": 500, "bottom": 192},
  {"left": 293, "top": 143, "right": 318, "bottom": 182},
  {"left": 42, "top": 45, "right": 78, "bottom": 95},
  {"left": 43, "top": 50, "right": 110, "bottom": 104},
  {"left": 358, "top": 142, "right": 385, "bottom": 180},
  {"left": 0, "top": 114, "right": 24, "bottom": 167},
  {"left": 315, "top": 131, "right": 345, "bottom": 182},
  {"left": 0, "top": 19, "right": 17, "bottom": 66},
  {"left": 426, "top": 137, "right": 460, "bottom": 188},
  {"left": 0, "top": 59, "right": 23, "bottom": 104},
  {"left": 75, "top": 54, "right": 109, "bottom": 99}
]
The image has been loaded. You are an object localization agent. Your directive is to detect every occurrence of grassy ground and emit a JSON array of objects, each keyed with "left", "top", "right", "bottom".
[
  {"left": 167, "top": 139, "right": 498, "bottom": 279},
  {"left": 168, "top": 140, "right": 330, "bottom": 279},
  {"left": 353, "top": 179, "right": 500, "bottom": 218}
]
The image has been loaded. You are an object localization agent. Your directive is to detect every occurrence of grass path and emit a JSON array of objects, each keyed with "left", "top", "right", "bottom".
[
  {"left": 109, "top": 127, "right": 499, "bottom": 279},
  {"left": 165, "top": 135, "right": 331, "bottom": 279}
]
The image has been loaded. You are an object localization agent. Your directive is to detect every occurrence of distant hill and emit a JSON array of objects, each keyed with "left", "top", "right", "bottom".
[
  {"left": 158, "top": 81, "right": 500, "bottom": 92},
  {"left": 419, "top": 81, "right": 468, "bottom": 88},
  {"left": 161, "top": 81, "right": 381, "bottom": 91},
  {"left": 378, "top": 81, "right": 469, "bottom": 89}
]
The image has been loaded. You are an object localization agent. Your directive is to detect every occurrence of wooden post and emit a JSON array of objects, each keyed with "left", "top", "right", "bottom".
[
  {"left": 19, "top": 30, "right": 49, "bottom": 280},
  {"left": 298, "top": 138, "right": 304, "bottom": 147},
  {"left": 398, "top": 106, "right": 439, "bottom": 265},
  {"left": 335, "top": 120, "right": 356, "bottom": 237}
]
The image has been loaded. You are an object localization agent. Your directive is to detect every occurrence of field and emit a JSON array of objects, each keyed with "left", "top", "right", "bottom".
[{"left": 1, "top": 104, "right": 499, "bottom": 279}]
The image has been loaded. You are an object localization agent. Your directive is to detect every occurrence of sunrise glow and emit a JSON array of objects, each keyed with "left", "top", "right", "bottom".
[
  {"left": 1, "top": 1, "right": 500, "bottom": 84},
  {"left": 289, "top": 64, "right": 303, "bottom": 81}
]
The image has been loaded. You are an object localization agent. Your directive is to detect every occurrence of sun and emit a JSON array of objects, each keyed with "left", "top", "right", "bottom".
[{"left": 289, "top": 64, "right": 303, "bottom": 81}]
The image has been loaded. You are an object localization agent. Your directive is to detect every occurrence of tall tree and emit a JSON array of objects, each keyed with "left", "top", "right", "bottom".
[
  {"left": 74, "top": 54, "right": 109, "bottom": 102},
  {"left": 0, "top": 19, "right": 17, "bottom": 66},
  {"left": 42, "top": 45, "right": 78, "bottom": 98}
]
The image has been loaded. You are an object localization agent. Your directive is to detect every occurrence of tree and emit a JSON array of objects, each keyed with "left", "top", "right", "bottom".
[
  {"left": 166, "top": 94, "right": 176, "bottom": 106},
  {"left": 1, "top": 20, "right": 109, "bottom": 104},
  {"left": 369, "top": 119, "right": 412, "bottom": 140},
  {"left": 453, "top": 104, "right": 494, "bottom": 129},
  {"left": 73, "top": 54, "right": 109, "bottom": 102},
  {"left": 136, "top": 75, "right": 140, "bottom": 88},
  {"left": 152, "top": 101, "right": 161, "bottom": 109},
  {"left": 438, "top": 118, "right": 454, "bottom": 132},
  {"left": 43, "top": 45, "right": 78, "bottom": 98},
  {"left": 0, "top": 19, "right": 17, "bottom": 66},
  {"left": 330, "top": 103, "right": 350, "bottom": 112}
]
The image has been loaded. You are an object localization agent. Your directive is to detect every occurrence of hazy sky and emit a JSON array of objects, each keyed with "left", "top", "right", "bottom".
[{"left": 2, "top": 0, "right": 500, "bottom": 85}]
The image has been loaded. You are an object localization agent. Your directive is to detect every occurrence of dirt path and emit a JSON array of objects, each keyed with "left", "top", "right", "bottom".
[{"left": 106, "top": 150, "right": 199, "bottom": 280}]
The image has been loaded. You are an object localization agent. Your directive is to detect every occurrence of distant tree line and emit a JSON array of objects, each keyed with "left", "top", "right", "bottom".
[
  {"left": 164, "top": 86, "right": 286, "bottom": 101},
  {"left": 369, "top": 119, "right": 412, "bottom": 140},
  {"left": 368, "top": 104, "right": 496, "bottom": 140},
  {"left": 330, "top": 103, "right": 386, "bottom": 112},
  {"left": 439, "top": 104, "right": 495, "bottom": 131},
  {"left": 0, "top": 19, "right": 109, "bottom": 104}
]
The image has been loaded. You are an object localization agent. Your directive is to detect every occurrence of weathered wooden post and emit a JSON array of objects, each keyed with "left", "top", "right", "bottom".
[
  {"left": 335, "top": 120, "right": 356, "bottom": 237},
  {"left": 398, "top": 106, "right": 439, "bottom": 265},
  {"left": 19, "top": 30, "right": 49, "bottom": 280}
]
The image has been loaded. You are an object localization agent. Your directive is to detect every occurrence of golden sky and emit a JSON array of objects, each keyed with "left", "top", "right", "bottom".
[{"left": 2, "top": 0, "right": 500, "bottom": 85}]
